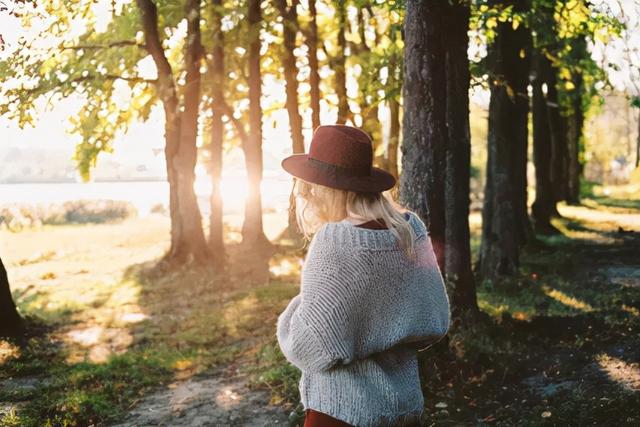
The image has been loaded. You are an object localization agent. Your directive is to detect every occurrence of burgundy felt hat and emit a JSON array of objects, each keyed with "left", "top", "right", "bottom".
[{"left": 281, "top": 124, "right": 396, "bottom": 193}]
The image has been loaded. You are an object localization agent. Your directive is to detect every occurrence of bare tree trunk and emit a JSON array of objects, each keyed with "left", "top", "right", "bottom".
[
  {"left": 443, "top": 2, "right": 478, "bottom": 315},
  {"left": 308, "top": 0, "right": 321, "bottom": 130},
  {"left": 565, "top": 37, "right": 586, "bottom": 205},
  {"left": 388, "top": 98, "right": 400, "bottom": 179},
  {"left": 243, "top": 0, "right": 270, "bottom": 248},
  {"left": 532, "top": 50, "right": 559, "bottom": 234},
  {"left": 334, "top": 0, "right": 349, "bottom": 124},
  {"left": 478, "top": 0, "right": 530, "bottom": 279},
  {"left": 276, "top": 0, "right": 306, "bottom": 245},
  {"left": 137, "top": 0, "right": 212, "bottom": 266},
  {"left": 277, "top": 0, "right": 304, "bottom": 154},
  {"left": 207, "top": 0, "right": 226, "bottom": 267},
  {"left": 386, "top": 27, "right": 402, "bottom": 181},
  {"left": 401, "top": 0, "right": 478, "bottom": 317},
  {"left": 0, "top": 257, "right": 24, "bottom": 338}
]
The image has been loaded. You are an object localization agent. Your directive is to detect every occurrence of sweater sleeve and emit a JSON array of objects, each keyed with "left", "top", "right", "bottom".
[{"left": 276, "top": 227, "right": 355, "bottom": 373}]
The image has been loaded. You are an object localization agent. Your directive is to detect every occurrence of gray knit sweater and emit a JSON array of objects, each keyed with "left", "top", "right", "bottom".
[{"left": 276, "top": 210, "right": 451, "bottom": 427}]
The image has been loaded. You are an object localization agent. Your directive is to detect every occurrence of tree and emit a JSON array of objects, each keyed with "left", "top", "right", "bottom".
[
  {"left": 136, "top": 0, "right": 212, "bottom": 266},
  {"left": 532, "top": 49, "right": 561, "bottom": 233},
  {"left": 333, "top": 0, "right": 350, "bottom": 124},
  {"left": 307, "top": 0, "right": 321, "bottom": 130},
  {"left": 242, "top": 0, "right": 270, "bottom": 247},
  {"left": 205, "top": 0, "right": 227, "bottom": 265},
  {"left": 400, "top": 0, "right": 478, "bottom": 317},
  {"left": 1, "top": 1, "right": 217, "bottom": 268},
  {"left": 478, "top": 0, "right": 531, "bottom": 279},
  {"left": 0, "top": 256, "right": 24, "bottom": 338}
]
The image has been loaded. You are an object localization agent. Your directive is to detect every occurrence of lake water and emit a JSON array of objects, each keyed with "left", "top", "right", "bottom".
[{"left": 0, "top": 176, "right": 293, "bottom": 216}]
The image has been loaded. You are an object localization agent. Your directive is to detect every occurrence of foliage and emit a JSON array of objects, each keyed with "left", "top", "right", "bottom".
[{"left": 0, "top": 200, "right": 137, "bottom": 231}]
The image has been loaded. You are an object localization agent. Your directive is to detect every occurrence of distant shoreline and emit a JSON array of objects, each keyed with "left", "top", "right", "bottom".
[{"left": 0, "top": 178, "right": 167, "bottom": 185}]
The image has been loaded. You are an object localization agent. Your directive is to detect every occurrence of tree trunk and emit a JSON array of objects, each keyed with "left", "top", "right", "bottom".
[
  {"left": 277, "top": 0, "right": 304, "bottom": 154},
  {"left": 531, "top": 51, "right": 559, "bottom": 234},
  {"left": 443, "top": 2, "right": 478, "bottom": 314},
  {"left": 137, "top": 0, "right": 212, "bottom": 266},
  {"left": 334, "top": 0, "right": 349, "bottom": 124},
  {"left": 548, "top": 67, "right": 569, "bottom": 206},
  {"left": 400, "top": 0, "right": 478, "bottom": 316},
  {"left": 243, "top": 0, "right": 270, "bottom": 248},
  {"left": 276, "top": 0, "right": 306, "bottom": 245},
  {"left": 0, "top": 257, "right": 24, "bottom": 338},
  {"left": 308, "top": 0, "right": 321, "bottom": 130},
  {"left": 388, "top": 97, "right": 400, "bottom": 179},
  {"left": 478, "top": 0, "right": 531, "bottom": 279},
  {"left": 207, "top": 0, "right": 226, "bottom": 267},
  {"left": 565, "top": 37, "right": 587, "bottom": 205}
]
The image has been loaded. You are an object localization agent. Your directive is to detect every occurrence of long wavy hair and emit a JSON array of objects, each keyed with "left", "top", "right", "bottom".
[{"left": 292, "top": 177, "right": 416, "bottom": 260}]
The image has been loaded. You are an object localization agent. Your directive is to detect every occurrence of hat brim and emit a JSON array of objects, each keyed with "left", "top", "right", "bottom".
[{"left": 281, "top": 154, "right": 396, "bottom": 193}]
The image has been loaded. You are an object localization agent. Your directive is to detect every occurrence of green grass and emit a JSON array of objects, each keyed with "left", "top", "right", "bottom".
[{"left": 2, "top": 189, "right": 639, "bottom": 426}]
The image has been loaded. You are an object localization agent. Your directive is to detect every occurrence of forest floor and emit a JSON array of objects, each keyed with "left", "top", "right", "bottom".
[{"left": 0, "top": 184, "right": 639, "bottom": 426}]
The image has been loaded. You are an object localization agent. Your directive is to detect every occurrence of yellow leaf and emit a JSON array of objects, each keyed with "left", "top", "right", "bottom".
[
  {"left": 565, "top": 81, "right": 576, "bottom": 90},
  {"left": 486, "top": 17, "right": 498, "bottom": 29},
  {"left": 512, "top": 19, "right": 520, "bottom": 30}
]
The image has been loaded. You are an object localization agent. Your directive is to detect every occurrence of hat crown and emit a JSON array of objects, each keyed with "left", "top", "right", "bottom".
[{"left": 308, "top": 125, "right": 373, "bottom": 175}]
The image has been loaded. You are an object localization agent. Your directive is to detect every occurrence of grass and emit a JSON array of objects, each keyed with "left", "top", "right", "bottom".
[{"left": 1, "top": 186, "right": 639, "bottom": 426}]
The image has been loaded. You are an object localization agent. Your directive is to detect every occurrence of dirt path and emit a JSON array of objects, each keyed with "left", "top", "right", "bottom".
[{"left": 111, "top": 373, "right": 289, "bottom": 427}]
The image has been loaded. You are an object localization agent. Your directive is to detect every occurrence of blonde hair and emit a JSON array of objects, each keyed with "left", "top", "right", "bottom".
[{"left": 292, "top": 178, "right": 416, "bottom": 260}]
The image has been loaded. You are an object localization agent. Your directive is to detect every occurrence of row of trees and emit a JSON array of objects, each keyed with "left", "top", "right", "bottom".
[
  {"left": 0, "top": 0, "right": 404, "bottom": 268},
  {"left": 0, "top": 0, "right": 630, "bottom": 335},
  {"left": 400, "top": 0, "right": 623, "bottom": 318}
]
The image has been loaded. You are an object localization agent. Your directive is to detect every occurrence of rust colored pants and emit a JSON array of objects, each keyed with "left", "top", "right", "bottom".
[{"left": 304, "top": 409, "right": 353, "bottom": 427}]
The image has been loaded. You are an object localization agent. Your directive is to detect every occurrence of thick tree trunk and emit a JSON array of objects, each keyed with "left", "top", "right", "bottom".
[
  {"left": 175, "top": 0, "right": 211, "bottom": 263},
  {"left": 0, "top": 257, "right": 24, "bottom": 338},
  {"left": 443, "top": 2, "right": 478, "bottom": 314},
  {"left": 243, "top": 0, "right": 270, "bottom": 248},
  {"left": 207, "top": 0, "right": 226, "bottom": 266},
  {"left": 334, "top": 0, "right": 349, "bottom": 124},
  {"left": 137, "top": 0, "right": 212, "bottom": 266},
  {"left": 548, "top": 68, "right": 569, "bottom": 206},
  {"left": 478, "top": 0, "right": 531, "bottom": 279},
  {"left": 400, "top": 0, "right": 478, "bottom": 316},
  {"left": 308, "top": 0, "right": 321, "bottom": 130},
  {"left": 531, "top": 51, "right": 559, "bottom": 234}
]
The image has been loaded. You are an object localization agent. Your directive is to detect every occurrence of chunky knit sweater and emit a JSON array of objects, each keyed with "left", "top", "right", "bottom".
[{"left": 276, "top": 210, "right": 451, "bottom": 427}]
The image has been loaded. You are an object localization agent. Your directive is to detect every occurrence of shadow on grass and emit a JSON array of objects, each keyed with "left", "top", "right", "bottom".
[{"left": 0, "top": 240, "right": 304, "bottom": 426}]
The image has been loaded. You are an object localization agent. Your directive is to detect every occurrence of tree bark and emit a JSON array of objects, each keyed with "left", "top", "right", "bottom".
[
  {"left": 531, "top": 51, "right": 559, "bottom": 234},
  {"left": 565, "top": 37, "right": 587, "bottom": 205},
  {"left": 277, "top": 0, "right": 304, "bottom": 154},
  {"left": 276, "top": 0, "right": 306, "bottom": 245},
  {"left": 308, "top": 0, "right": 321, "bottom": 130},
  {"left": 334, "top": 0, "right": 349, "bottom": 124},
  {"left": 386, "top": 26, "right": 402, "bottom": 180},
  {"left": 0, "top": 257, "right": 24, "bottom": 338},
  {"left": 478, "top": 0, "right": 531, "bottom": 279},
  {"left": 548, "top": 68, "right": 569, "bottom": 206},
  {"left": 207, "top": 0, "right": 226, "bottom": 266},
  {"left": 243, "top": 0, "right": 270, "bottom": 247},
  {"left": 137, "top": 0, "right": 212, "bottom": 266},
  {"left": 400, "top": 0, "right": 478, "bottom": 316}
]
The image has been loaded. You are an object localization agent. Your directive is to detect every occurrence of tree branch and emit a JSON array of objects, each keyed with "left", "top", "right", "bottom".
[{"left": 60, "top": 40, "right": 147, "bottom": 50}]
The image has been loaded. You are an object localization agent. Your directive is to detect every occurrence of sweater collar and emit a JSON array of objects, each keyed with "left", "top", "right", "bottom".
[{"left": 322, "top": 211, "right": 424, "bottom": 250}]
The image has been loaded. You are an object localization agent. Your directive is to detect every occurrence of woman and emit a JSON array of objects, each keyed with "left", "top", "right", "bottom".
[{"left": 277, "top": 125, "right": 451, "bottom": 427}]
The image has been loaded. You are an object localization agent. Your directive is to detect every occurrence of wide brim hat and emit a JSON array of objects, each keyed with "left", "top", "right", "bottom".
[{"left": 281, "top": 124, "right": 396, "bottom": 193}]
